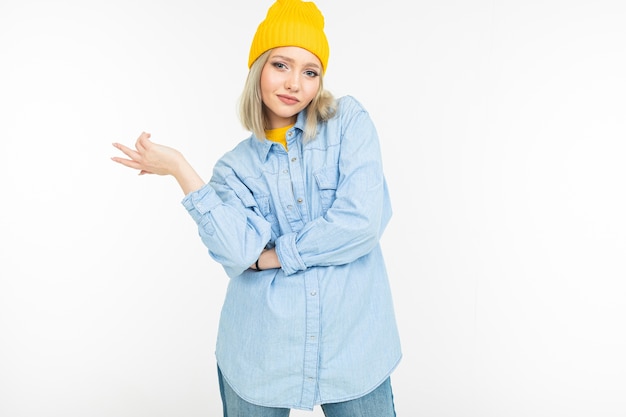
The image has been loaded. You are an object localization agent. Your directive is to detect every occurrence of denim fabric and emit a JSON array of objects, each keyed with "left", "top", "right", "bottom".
[
  {"left": 182, "top": 96, "right": 401, "bottom": 410},
  {"left": 219, "top": 367, "right": 397, "bottom": 417}
]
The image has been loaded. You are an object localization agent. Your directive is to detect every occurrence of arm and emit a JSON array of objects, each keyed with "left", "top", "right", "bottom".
[
  {"left": 112, "top": 132, "right": 272, "bottom": 276},
  {"left": 275, "top": 100, "right": 392, "bottom": 275},
  {"left": 182, "top": 171, "right": 272, "bottom": 277}
]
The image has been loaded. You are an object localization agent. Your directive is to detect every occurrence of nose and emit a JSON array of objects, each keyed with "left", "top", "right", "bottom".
[{"left": 285, "top": 74, "right": 300, "bottom": 91}]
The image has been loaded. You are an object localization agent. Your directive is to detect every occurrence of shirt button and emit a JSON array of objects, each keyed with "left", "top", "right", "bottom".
[
  {"left": 291, "top": 157, "right": 297, "bottom": 162},
  {"left": 288, "top": 131, "right": 293, "bottom": 137},
  {"left": 282, "top": 169, "right": 288, "bottom": 174},
  {"left": 287, "top": 205, "right": 294, "bottom": 210},
  {"left": 310, "top": 291, "right": 317, "bottom": 296},
  {"left": 297, "top": 198, "right": 303, "bottom": 203}
]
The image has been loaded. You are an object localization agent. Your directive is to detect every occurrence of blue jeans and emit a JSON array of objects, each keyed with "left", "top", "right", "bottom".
[{"left": 218, "top": 367, "right": 397, "bottom": 417}]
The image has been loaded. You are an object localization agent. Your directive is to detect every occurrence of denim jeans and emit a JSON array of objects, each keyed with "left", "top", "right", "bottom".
[{"left": 218, "top": 367, "right": 397, "bottom": 417}]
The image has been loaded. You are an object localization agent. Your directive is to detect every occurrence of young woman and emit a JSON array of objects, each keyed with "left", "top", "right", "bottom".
[{"left": 112, "top": 0, "right": 402, "bottom": 415}]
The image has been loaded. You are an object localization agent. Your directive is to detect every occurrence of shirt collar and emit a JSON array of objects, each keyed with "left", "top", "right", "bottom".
[{"left": 253, "top": 110, "right": 307, "bottom": 161}]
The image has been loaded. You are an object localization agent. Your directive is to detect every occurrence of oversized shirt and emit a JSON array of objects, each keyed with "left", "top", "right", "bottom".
[{"left": 181, "top": 95, "right": 402, "bottom": 410}]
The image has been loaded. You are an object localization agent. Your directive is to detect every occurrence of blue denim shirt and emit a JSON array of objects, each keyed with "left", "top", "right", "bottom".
[{"left": 182, "top": 95, "right": 402, "bottom": 410}]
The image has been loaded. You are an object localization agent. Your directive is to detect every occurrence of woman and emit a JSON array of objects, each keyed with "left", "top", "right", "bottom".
[{"left": 112, "top": 0, "right": 402, "bottom": 415}]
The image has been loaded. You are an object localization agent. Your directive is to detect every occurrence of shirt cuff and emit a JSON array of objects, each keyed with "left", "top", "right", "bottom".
[
  {"left": 181, "top": 183, "right": 223, "bottom": 223},
  {"left": 275, "top": 232, "right": 307, "bottom": 276}
]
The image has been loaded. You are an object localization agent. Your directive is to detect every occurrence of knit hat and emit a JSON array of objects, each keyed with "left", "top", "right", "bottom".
[{"left": 248, "top": 0, "right": 329, "bottom": 72}]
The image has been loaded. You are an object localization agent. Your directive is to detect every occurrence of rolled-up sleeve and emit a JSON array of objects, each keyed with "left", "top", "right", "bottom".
[
  {"left": 181, "top": 175, "right": 272, "bottom": 278},
  {"left": 182, "top": 182, "right": 225, "bottom": 224}
]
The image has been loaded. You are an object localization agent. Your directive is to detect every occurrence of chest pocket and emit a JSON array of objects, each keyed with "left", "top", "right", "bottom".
[{"left": 313, "top": 165, "right": 339, "bottom": 213}]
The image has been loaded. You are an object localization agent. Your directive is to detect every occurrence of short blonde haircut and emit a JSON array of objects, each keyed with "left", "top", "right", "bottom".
[{"left": 239, "top": 49, "right": 337, "bottom": 142}]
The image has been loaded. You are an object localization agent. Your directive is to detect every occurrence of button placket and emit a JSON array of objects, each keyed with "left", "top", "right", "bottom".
[
  {"left": 301, "top": 270, "right": 321, "bottom": 406},
  {"left": 286, "top": 141, "right": 310, "bottom": 223}
]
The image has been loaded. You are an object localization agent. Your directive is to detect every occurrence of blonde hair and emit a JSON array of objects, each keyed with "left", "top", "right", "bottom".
[{"left": 239, "top": 49, "right": 337, "bottom": 142}]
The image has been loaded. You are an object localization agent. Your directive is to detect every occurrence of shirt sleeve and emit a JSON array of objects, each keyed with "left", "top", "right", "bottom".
[
  {"left": 275, "top": 98, "right": 393, "bottom": 276},
  {"left": 181, "top": 163, "right": 272, "bottom": 278}
]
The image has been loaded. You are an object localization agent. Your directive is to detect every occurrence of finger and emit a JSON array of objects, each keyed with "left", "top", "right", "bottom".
[
  {"left": 136, "top": 131, "right": 151, "bottom": 151},
  {"left": 111, "top": 156, "right": 144, "bottom": 171},
  {"left": 112, "top": 142, "right": 142, "bottom": 161},
  {"left": 112, "top": 142, "right": 134, "bottom": 153}
]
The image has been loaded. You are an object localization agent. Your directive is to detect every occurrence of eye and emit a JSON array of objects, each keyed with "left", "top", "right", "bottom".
[
  {"left": 304, "top": 70, "right": 319, "bottom": 78},
  {"left": 272, "top": 62, "right": 288, "bottom": 70}
]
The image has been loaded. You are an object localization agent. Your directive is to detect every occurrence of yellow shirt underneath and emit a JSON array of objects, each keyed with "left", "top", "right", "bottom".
[{"left": 264, "top": 124, "right": 294, "bottom": 150}]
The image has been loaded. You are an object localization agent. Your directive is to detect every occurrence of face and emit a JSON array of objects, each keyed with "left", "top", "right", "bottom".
[{"left": 260, "top": 46, "right": 322, "bottom": 129}]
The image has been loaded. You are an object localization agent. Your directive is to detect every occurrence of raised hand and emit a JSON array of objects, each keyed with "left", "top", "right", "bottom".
[
  {"left": 111, "top": 132, "right": 205, "bottom": 195},
  {"left": 111, "top": 132, "right": 184, "bottom": 176}
]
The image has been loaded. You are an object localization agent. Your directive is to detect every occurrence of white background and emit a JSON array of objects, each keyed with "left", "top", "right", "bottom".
[{"left": 1, "top": 0, "right": 625, "bottom": 416}]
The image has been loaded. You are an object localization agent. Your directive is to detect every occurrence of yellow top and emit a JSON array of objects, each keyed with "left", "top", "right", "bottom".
[{"left": 265, "top": 124, "right": 294, "bottom": 150}]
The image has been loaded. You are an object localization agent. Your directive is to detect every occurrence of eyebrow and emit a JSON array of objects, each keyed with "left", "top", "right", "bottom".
[{"left": 271, "top": 55, "right": 321, "bottom": 70}]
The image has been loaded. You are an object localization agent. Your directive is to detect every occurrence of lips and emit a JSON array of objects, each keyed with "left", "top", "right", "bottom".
[{"left": 277, "top": 94, "right": 299, "bottom": 105}]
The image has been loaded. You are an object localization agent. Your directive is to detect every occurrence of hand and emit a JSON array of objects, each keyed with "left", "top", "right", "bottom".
[
  {"left": 111, "top": 132, "right": 184, "bottom": 176},
  {"left": 250, "top": 248, "right": 281, "bottom": 271}
]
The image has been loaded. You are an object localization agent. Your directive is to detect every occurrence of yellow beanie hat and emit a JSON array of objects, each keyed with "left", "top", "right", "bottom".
[{"left": 248, "top": 0, "right": 329, "bottom": 72}]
